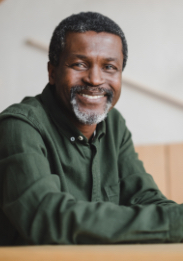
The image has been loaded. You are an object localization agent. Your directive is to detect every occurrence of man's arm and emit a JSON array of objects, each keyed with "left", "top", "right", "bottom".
[
  {"left": 117, "top": 121, "right": 176, "bottom": 206},
  {"left": 0, "top": 117, "right": 183, "bottom": 245}
]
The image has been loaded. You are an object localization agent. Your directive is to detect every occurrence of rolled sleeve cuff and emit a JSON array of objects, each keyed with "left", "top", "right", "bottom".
[{"left": 168, "top": 204, "right": 183, "bottom": 242}]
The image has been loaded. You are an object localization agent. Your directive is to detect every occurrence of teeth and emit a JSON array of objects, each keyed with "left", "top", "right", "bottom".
[{"left": 80, "top": 94, "right": 104, "bottom": 99}]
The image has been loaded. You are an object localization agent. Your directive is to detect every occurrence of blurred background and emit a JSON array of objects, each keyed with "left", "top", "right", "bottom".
[{"left": 0, "top": 0, "right": 183, "bottom": 145}]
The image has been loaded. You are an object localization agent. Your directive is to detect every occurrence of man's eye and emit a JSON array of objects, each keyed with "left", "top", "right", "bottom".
[
  {"left": 105, "top": 64, "right": 116, "bottom": 70},
  {"left": 73, "top": 63, "right": 85, "bottom": 68}
]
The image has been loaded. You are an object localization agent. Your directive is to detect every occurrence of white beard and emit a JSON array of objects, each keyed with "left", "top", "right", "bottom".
[{"left": 70, "top": 97, "right": 112, "bottom": 125}]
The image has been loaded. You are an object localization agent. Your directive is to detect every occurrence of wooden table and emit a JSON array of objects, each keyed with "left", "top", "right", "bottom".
[{"left": 0, "top": 244, "right": 183, "bottom": 261}]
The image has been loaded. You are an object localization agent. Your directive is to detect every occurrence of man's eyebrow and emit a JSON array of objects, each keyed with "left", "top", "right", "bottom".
[
  {"left": 70, "top": 54, "right": 119, "bottom": 61},
  {"left": 70, "top": 54, "right": 87, "bottom": 59},
  {"left": 104, "top": 57, "right": 118, "bottom": 62}
]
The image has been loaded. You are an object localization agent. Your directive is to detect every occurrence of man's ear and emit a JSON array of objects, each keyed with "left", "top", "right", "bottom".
[{"left": 48, "top": 61, "right": 56, "bottom": 85}]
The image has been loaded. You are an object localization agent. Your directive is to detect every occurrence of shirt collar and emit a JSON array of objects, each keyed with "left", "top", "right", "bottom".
[{"left": 40, "top": 84, "right": 106, "bottom": 143}]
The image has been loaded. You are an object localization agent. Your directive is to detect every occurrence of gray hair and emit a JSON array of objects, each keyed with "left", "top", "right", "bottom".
[{"left": 49, "top": 12, "right": 128, "bottom": 70}]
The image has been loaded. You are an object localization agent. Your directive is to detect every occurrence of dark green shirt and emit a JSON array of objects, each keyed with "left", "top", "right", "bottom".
[{"left": 0, "top": 84, "right": 182, "bottom": 245}]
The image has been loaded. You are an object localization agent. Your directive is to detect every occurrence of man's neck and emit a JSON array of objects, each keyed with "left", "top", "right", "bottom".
[
  {"left": 65, "top": 111, "right": 96, "bottom": 140},
  {"left": 73, "top": 120, "right": 96, "bottom": 141}
]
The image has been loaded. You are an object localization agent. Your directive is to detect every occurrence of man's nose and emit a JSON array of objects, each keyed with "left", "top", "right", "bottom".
[{"left": 82, "top": 66, "right": 105, "bottom": 86}]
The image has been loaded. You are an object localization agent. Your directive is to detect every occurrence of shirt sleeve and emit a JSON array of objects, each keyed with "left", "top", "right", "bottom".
[{"left": 0, "top": 117, "right": 183, "bottom": 245}]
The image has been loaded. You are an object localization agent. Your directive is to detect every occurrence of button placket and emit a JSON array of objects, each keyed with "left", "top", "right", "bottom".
[{"left": 91, "top": 143, "right": 100, "bottom": 202}]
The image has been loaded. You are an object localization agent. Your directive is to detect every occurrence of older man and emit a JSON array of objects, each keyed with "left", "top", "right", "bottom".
[{"left": 0, "top": 12, "right": 182, "bottom": 245}]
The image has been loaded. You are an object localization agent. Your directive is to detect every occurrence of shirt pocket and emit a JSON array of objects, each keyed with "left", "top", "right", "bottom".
[{"left": 104, "top": 182, "right": 120, "bottom": 205}]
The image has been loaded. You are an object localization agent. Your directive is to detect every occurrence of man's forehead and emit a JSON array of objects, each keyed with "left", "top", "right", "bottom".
[
  {"left": 65, "top": 31, "right": 122, "bottom": 46},
  {"left": 63, "top": 31, "right": 123, "bottom": 59}
]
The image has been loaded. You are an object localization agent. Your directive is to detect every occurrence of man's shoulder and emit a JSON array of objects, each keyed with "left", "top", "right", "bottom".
[
  {"left": 105, "top": 107, "right": 128, "bottom": 142},
  {"left": 107, "top": 107, "right": 126, "bottom": 130},
  {"left": 0, "top": 95, "right": 45, "bottom": 130},
  {"left": 108, "top": 107, "right": 125, "bottom": 121}
]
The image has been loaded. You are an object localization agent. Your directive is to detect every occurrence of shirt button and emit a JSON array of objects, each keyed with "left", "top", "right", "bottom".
[
  {"left": 78, "top": 136, "right": 84, "bottom": 141},
  {"left": 70, "top": 137, "right": 75, "bottom": 142}
]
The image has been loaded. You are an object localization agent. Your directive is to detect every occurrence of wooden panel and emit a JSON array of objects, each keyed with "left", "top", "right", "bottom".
[
  {"left": 0, "top": 245, "right": 183, "bottom": 261},
  {"left": 135, "top": 145, "right": 169, "bottom": 197},
  {"left": 168, "top": 143, "right": 183, "bottom": 203}
]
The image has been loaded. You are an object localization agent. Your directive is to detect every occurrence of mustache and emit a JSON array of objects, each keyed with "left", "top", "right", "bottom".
[{"left": 70, "top": 85, "right": 113, "bottom": 102}]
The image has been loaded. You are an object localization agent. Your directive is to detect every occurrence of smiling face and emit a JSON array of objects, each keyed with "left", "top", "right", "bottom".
[{"left": 48, "top": 31, "right": 123, "bottom": 125}]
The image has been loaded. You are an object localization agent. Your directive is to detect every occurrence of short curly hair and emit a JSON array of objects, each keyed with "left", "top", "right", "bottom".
[{"left": 49, "top": 12, "right": 128, "bottom": 70}]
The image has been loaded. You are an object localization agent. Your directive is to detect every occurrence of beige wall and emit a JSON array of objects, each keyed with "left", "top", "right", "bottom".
[{"left": 136, "top": 143, "right": 183, "bottom": 203}]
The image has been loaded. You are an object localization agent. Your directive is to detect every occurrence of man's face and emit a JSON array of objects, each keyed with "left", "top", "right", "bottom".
[{"left": 48, "top": 31, "right": 123, "bottom": 125}]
